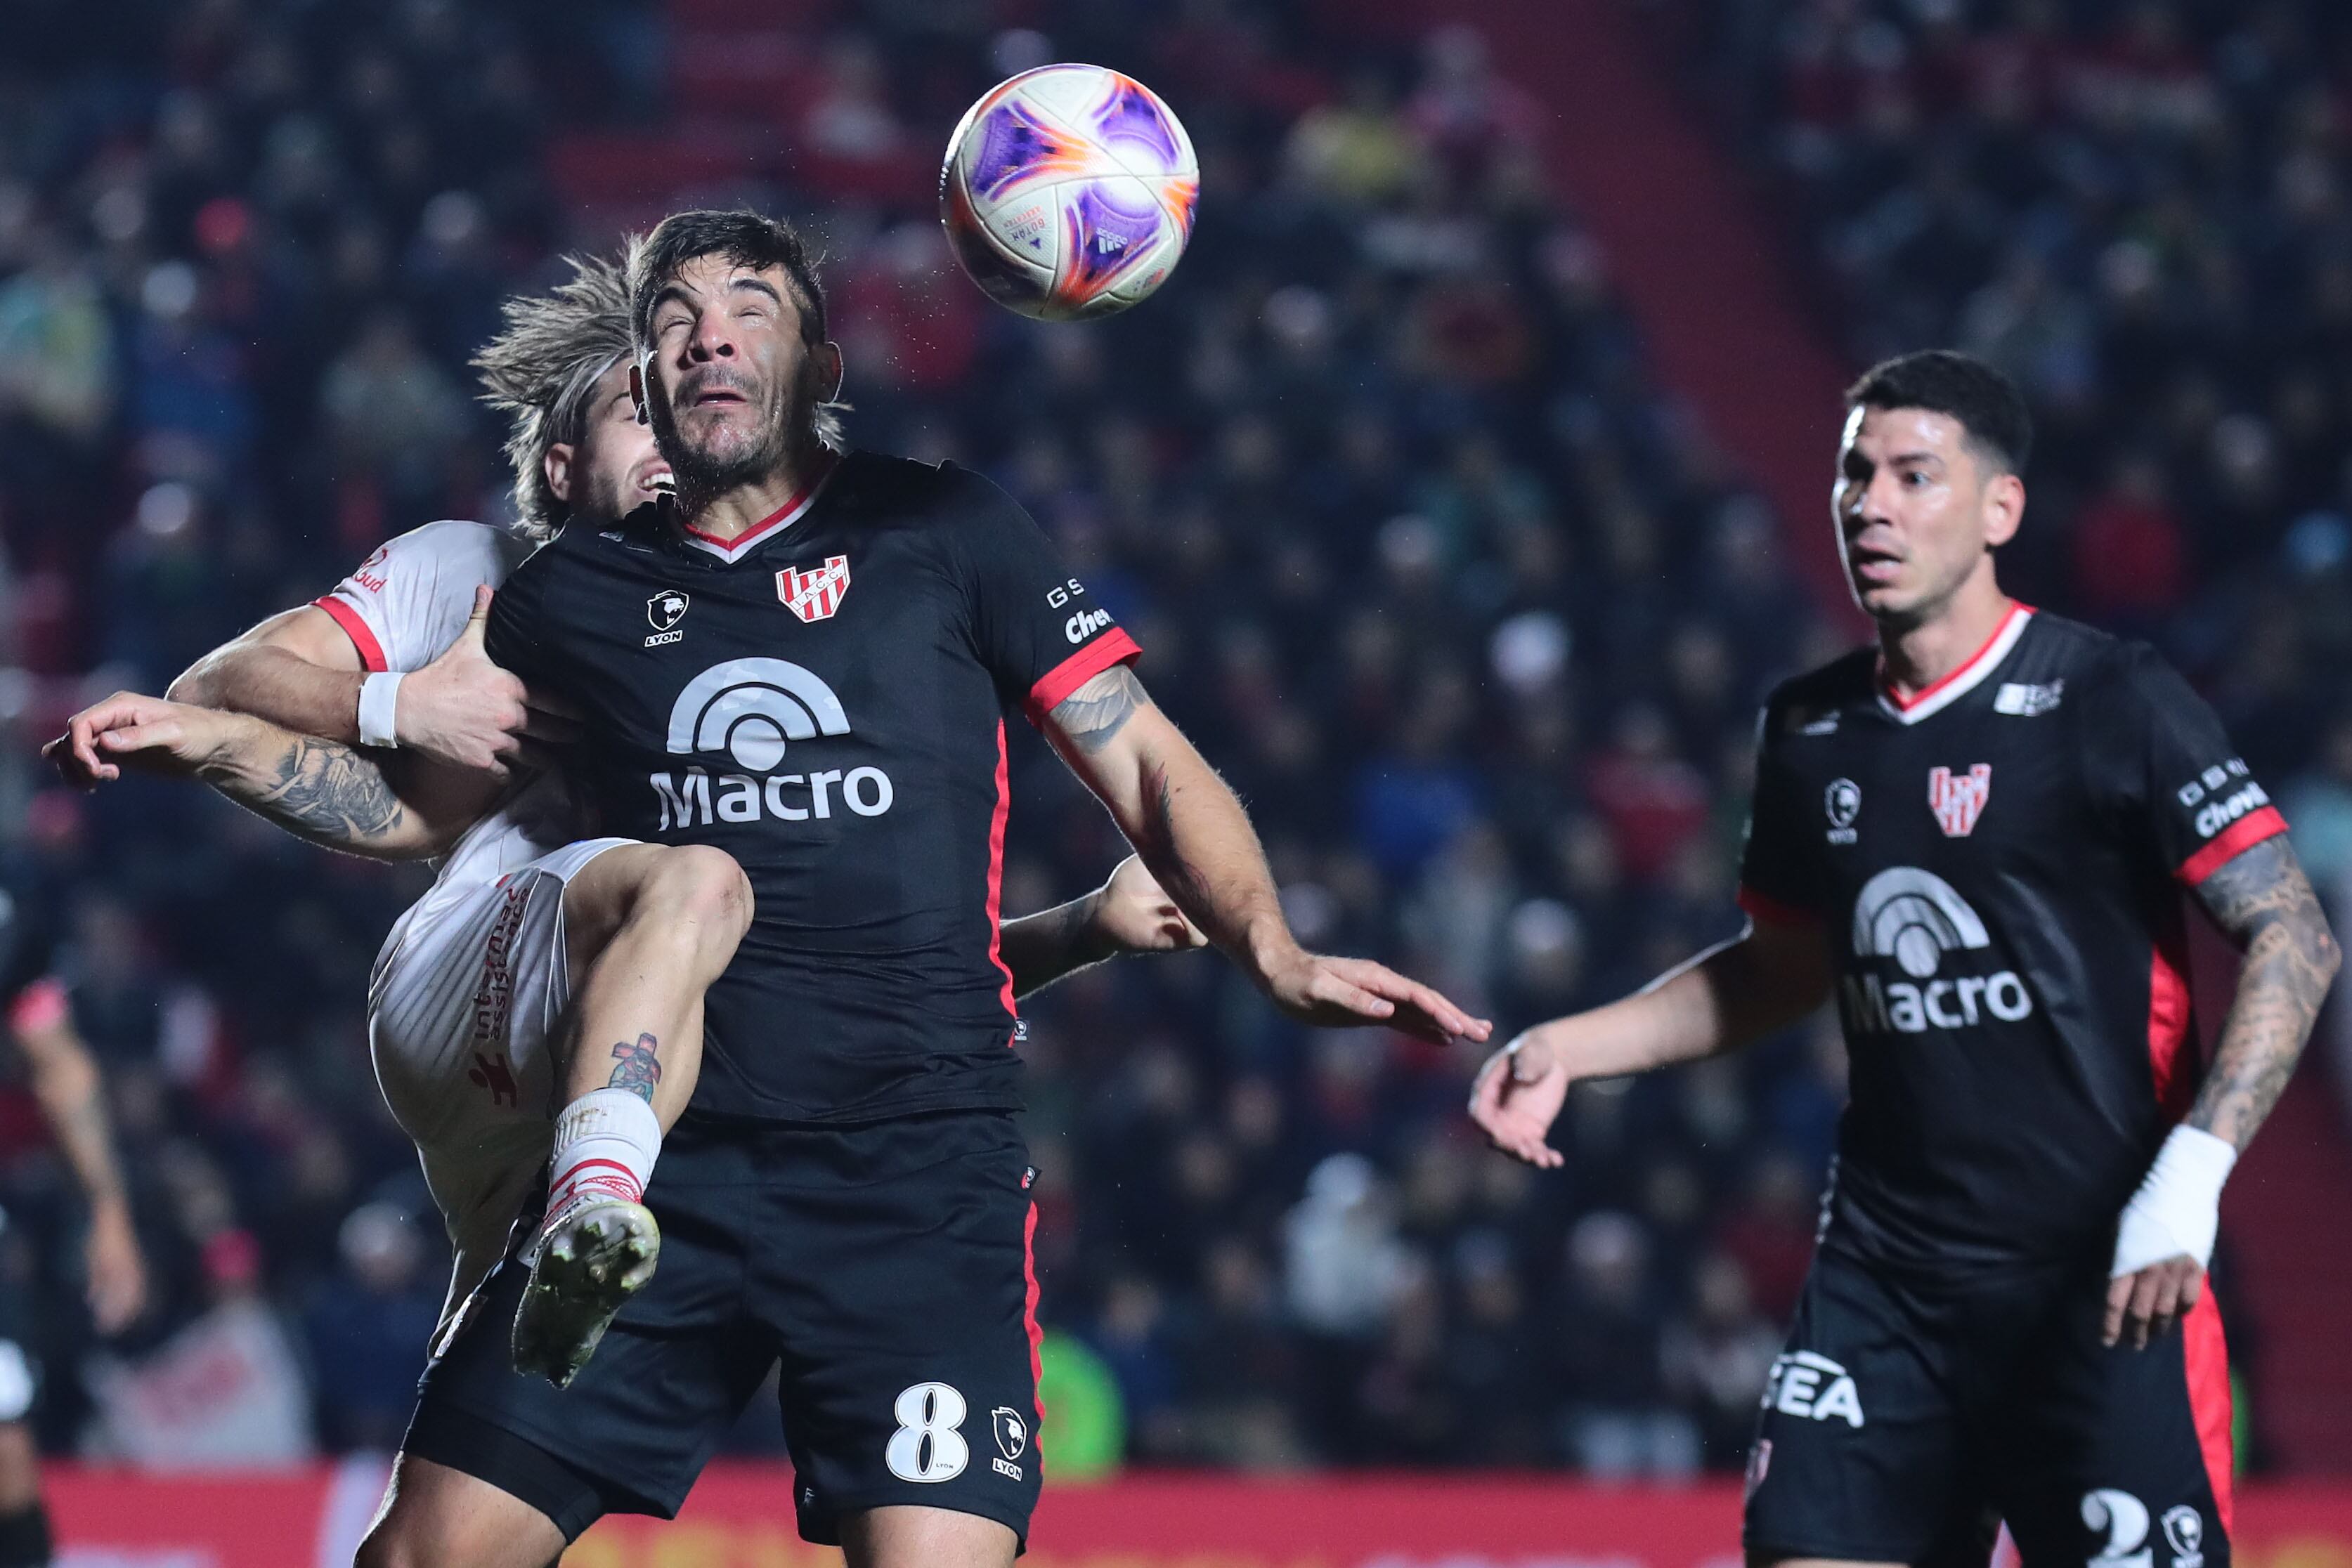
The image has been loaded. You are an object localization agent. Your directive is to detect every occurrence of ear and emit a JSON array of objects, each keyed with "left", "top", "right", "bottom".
[
  {"left": 817, "top": 340, "right": 844, "bottom": 403},
  {"left": 629, "top": 361, "right": 651, "bottom": 425},
  {"left": 544, "top": 442, "right": 576, "bottom": 504},
  {"left": 1983, "top": 471, "right": 2026, "bottom": 549}
]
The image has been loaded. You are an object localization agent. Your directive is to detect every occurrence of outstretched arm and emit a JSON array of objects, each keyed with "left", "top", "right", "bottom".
[
  {"left": 2106, "top": 836, "right": 2339, "bottom": 1348},
  {"left": 1040, "top": 666, "right": 1488, "bottom": 1045},
  {"left": 48, "top": 692, "right": 495, "bottom": 861},
  {"left": 11, "top": 988, "right": 145, "bottom": 1333},
  {"left": 999, "top": 855, "right": 1207, "bottom": 1000},
  {"left": 1469, "top": 917, "right": 1836, "bottom": 1167}
]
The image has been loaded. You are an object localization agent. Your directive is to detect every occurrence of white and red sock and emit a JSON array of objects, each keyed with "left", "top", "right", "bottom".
[{"left": 544, "top": 1087, "right": 662, "bottom": 1222}]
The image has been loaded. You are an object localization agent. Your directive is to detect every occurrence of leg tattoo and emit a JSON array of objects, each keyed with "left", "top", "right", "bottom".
[{"left": 607, "top": 1033, "right": 662, "bottom": 1102}]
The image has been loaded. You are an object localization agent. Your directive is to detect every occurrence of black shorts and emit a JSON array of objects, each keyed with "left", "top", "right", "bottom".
[
  {"left": 1743, "top": 1240, "right": 2233, "bottom": 1568},
  {"left": 405, "top": 1109, "right": 1045, "bottom": 1547}
]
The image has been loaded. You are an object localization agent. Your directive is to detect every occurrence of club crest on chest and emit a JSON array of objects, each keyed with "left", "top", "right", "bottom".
[{"left": 779, "top": 556, "right": 852, "bottom": 622}]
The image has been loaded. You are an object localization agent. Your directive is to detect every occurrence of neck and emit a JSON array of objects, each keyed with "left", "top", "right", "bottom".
[
  {"left": 674, "top": 439, "right": 826, "bottom": 542},
  {"left": 1877, "top": 568, "right": 2014, "bottom": 698}
]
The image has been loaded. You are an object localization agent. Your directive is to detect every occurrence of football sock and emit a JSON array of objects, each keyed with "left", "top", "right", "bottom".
[{"left": 545, "top": 1087, "right": 662, "bottom": 1217}]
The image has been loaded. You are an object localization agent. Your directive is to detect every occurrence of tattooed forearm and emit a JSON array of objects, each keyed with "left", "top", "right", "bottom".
[
  {"left": 1050, "top": 665, "right": 1145, "bottom": 754},
  {"left": 200, "top": 731, "right": 412, "bottom": 849},
  {"left": 1000, "top": 894, "right": 1114, "bottom": 998},
  {"left": 1136, "top": 759, "right": 1217, "bottom": 915},
  {"left": 2185, "top": 837, "right": 2341, "bottom": 1149},
  {"left": 608, "top": 1033, "right": 663, "bottom": 1102}
]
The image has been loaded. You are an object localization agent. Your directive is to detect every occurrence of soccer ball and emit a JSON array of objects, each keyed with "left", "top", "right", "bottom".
[{"left": 940, "top": 65, "right": 1198, "bottom": 322}]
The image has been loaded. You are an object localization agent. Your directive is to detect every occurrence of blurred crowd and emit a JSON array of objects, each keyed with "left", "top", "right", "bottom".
[
  {"left": 0, "top": 0, "right": 2340, "bottom": 1477},
  {"left": 1651, "top": 0, "right": 2352, "bottom": 877}
]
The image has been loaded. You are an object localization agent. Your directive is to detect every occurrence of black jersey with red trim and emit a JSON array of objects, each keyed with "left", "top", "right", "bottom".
[
  {"left": 484, "top": 450, "right": 1141, "bottom": 1125},
  {"left": 1737, "top": 606, "right": 2287, "bottom": 1275}
]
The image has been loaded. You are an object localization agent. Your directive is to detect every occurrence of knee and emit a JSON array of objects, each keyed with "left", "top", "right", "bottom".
[{"left": 647, "top": 845, "right": 753, "bottom": 946}]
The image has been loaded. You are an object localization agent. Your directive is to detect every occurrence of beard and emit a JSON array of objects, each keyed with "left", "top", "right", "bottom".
[{"left": 648, "top": 362, "right": 815, "bottom": 519}]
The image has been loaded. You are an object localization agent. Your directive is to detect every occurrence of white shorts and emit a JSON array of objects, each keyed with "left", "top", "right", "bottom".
[{"left": 367, "top": 837, "right": 637, "bottom": 1345}]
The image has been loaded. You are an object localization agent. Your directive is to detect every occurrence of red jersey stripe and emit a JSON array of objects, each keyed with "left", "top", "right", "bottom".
[
  {"left": 985, "top": 719, "right": 1018, "bottom": 1028},
  {"left": 2176, "top": 805, "right": 2288, "bottom": 887},
  {"left": 313, "top": 595, "right": 388, "bottom": 673},
  {"left": 2184, "top": 1289, "right": 2235, "bottom": 1532},
  {"left": 1737, "top": 884, "right": 1819, "bottom": 927},
  {"left": 1025, "top": 628, "right": 1143, "bottom": 726}
]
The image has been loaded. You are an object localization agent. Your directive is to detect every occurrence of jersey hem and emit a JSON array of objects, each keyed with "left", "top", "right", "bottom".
[
  {"left": 313, "top": 594, "right": 389, "bottom": 672},
  {"left": 2176, "top": 805, "right": 2287, "bottom": 885},
  {"left": 680, "top": 1090, "right": 1027, "bottom": 1129},
  {"left": 1025, "top": 628, "right": 1143, "bottom": 725}
]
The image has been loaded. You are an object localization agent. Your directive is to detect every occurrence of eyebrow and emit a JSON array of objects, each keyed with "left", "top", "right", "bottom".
[
  {"left": 1886, "top": 450, "right": 1944, "bottom": 469},
  {"left": 730, "top": 277, "right": 783, "bottom": 306}
]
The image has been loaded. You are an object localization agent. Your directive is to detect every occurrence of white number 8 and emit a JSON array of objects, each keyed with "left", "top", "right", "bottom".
[
  {"left": 2084, "top": 1488, "right": 2152, "bottom": 1568},
  {"left": 886, "top": 1382, "right": 969, "bottom": 1483}
]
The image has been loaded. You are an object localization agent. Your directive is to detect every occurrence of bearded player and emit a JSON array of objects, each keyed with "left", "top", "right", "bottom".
[
  {"left": 1473, "top": 351, "right": 2338, "bottom": 1568},
  {"left": 49, "top": 251, "right": 1207, "bottom": 1386},
  {"left": 333, "top": 208, "right": 1491, "bottom": 1568}
]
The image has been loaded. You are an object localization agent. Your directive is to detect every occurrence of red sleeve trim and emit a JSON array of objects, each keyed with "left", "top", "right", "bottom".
[
  {"left": 1737, "top": 884, "right": 1819, "bottom": 927},
  {"left": 1025, "top": 627, "right": 1143, "bottom": 727},
  {"left": 2176, "top": 804, "right": 2289, "bottom": 886},
  {"left": 313, "top": 595, "right": 389, "bottom": 673}
]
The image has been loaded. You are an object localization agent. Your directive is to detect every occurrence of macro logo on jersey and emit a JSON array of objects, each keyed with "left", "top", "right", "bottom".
[
  {"left": 1927, "top": 764, "right": 1992, "bottom": 837},
  {"left": 652, "top": 658, "right": 894, "bottom": 828},
  {"left": 1761, "top": 1351, "right": 1864, "bottom": 1427},
  {"left": 1843, "top": 866, "right": 2034, "bottom": 1035},
  {"left": 777, "top": 555, "right": 852, "bottom": 623}
]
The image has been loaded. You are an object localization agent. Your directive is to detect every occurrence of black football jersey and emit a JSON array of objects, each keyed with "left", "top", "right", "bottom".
[
  {"left": 1738, "top": 606, "right": 2287, "bottom": 1275},
  {"left": 486, "top": 450, "right": 1141, "bottom": 1124}
]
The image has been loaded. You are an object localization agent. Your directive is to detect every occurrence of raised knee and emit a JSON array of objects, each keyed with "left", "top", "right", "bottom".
[{"left": 653, "top": 845, "right": 753, "bottom": 940}]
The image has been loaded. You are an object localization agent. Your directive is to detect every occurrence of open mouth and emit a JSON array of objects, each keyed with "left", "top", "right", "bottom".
[
  {"left": 685, "top": 379, "right": 751, "bottom": 410},
  {"left": 1845, "top": 537, "right": 1902, "bottom": 583}
]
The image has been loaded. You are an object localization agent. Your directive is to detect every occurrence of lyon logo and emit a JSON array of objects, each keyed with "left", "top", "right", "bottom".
[
  {"left": 667, "top": 658, "right": 849, "bottom": 771},
  {"left": 1928, "top": 764, "right": 1992, "bottom": 837},
  {"left": 647, "top": 590, "right": 689, "bottom": 631},
  {"left": 779, "top": 555, "right": 851, "bottom": 622},
  {"left": 992, "top": 1407, "right": 1027, "bottom": 1461}
]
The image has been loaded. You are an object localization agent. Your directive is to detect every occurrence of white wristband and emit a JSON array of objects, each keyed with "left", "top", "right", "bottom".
[
  {"left": 2110, "top": 1125, "right": 2237, "bottom": 1276},
  {"left": 357, "top": 670, "right": 404, "bottom": 749}
]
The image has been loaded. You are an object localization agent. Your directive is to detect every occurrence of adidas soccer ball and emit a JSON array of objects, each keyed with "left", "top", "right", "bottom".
[{"left": 940, "top": 65, "right": 1198, "bottom": 322}]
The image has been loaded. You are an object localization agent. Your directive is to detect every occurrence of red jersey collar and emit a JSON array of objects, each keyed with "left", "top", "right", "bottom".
[
  {"left": 675, "top": 452, "right": 841, "bottom": 563},
  {"left": 1876, "top": 602, "right": 2034, "bottom": 725}
]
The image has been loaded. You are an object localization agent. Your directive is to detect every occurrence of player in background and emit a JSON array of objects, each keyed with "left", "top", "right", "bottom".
[
  {"left": 0, "top": 875, "right": 148, "bottom": 1568},
  {"left": 349, "top": 209, "right": 1488, "bottom": 1568},
  {"left": 1471, "top": 351, "right": 2339, "bottom": 1568},
  {"left": 49, "top": 250, "right": 1204, "bottom": 1384}
]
